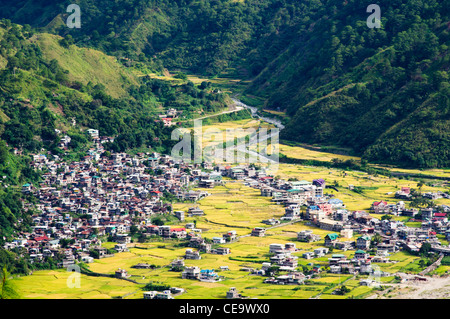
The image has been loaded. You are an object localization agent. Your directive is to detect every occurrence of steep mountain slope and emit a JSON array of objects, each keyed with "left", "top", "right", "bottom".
[
  {"left": 244, "top": 0, "right": 450, "bottom": 168},
  {"left": 0, "top": 0, "right": 287, "bottom": 74},
  {"left": 34, "top": 33, "right": 139, "bottom": 98},
  {"left": 0, "top": 20, "right": 233, "bottom": 248},
  {"left": 0, "top": 21, "right": 230, "bottom": 155},
  {"left": 0, "top": 0, "right": 449, "bottom": 168}
]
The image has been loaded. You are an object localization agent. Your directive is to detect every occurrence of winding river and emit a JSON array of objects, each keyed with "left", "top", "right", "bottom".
[
  {"left": 225, "top": 97, "right": 284, "bottom": 164},
  {"left": 231, "top": 97, "right": 285, "bottom": 131}
]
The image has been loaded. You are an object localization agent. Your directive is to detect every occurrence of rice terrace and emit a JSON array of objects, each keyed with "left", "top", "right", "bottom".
[{"left": 0, "top": 0, "right": 449, "bottom": 309}]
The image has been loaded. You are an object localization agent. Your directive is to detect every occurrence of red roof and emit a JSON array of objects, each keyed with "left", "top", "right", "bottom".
[
  {"left": 171, "top": 228, "right": 186, "bottom": 232},
  {"left": 435, "top": 213, "right": 447, "bottom": 217},
  {"left": 34, "top": 235, "right": 49, "bottom": 242},
  {"left": 373, "top": 201, "right": 387, "bottom": 206}
]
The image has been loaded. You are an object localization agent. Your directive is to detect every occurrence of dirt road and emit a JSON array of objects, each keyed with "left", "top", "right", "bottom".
[{"left": 367, "top": 273, "right": 450, "bottom": 299}]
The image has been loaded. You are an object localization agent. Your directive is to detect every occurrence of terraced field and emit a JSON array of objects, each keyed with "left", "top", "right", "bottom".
[
  {"left": 11, "top": 129, "right": 449, "bottom": 299},
  {"left": 267, "top": 164, "right": 450, "bottom": 210},
  {"left": 12, "top": 270, "right": 139, "bottom": 299}
]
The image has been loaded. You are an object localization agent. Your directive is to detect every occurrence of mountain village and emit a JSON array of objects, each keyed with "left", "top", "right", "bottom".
[{"left": 3, "top": 129, "right": 450, "bottom": 299}]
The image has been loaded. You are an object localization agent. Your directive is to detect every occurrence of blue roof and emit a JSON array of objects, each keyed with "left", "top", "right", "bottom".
[
  {"left": 200, "top": 269, "right": 215, "bottom": 273},
  {"left": 326, "top": 233, "right": 339, "bottom": 240}
]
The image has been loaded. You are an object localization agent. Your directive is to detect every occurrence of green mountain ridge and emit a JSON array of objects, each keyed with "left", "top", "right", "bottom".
[
  {"left": 0, "top": 0, "right": 449, "bottom": 167},
  {"left": 243, "top": 0, "right": 450, "bottom": 168}
]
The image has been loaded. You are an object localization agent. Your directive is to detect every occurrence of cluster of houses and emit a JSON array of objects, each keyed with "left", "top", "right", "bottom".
[
  {"left": 157, "top": 108, "right": 182, "bottom": 127},
  {"left": 3, "top": 135, "right": 239, "bottom": 268},
  {"left": 4, "top": 132, "right": 450, "bottom": 295},
  {"left": 395, "top": 186, "right": 450, "bottom": 201},
  {"left": 220, "top": 166, "right": 450, "bottom": 280}
]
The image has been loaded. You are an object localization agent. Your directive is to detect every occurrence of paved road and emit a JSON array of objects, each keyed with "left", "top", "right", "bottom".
[
  {"left": 231, "top": 98, "right": 285, "bottom": 131},
  {"left": 200, "top": 97, "right": 283, "bottom": 164}
]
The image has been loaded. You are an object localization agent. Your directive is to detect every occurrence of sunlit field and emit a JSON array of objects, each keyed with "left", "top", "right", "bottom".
[
  {"left": 279, "top": 144, "right": 360, "bottom": 163},
  {"left": 267, "top": 164, "right": 450, "bottom": 210},
  {"left": 14, "top": 176, "right": 433, "bottom": 299},
  {"left": 12, "top": 121, "right": 449, "bottom": 299},
  {"left": 12, "top": 270, "right": 140, "bottom": 299}
]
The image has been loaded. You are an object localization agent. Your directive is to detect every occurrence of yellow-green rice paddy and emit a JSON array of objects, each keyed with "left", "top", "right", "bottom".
[{"left": 12, "top": 132, "right": 449, "bottom": 299}]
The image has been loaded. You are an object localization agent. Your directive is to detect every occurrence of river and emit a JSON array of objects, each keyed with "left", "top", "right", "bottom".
[
  {"left": 216, "top": 97, "right": 284, "bottom": 165},
  {"left": 231, "top": 98, "right": 285, "bottom": 131}
]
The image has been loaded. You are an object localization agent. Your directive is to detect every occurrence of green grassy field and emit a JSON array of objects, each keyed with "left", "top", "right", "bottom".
[
  {"left": 12, "top": 270, "right": 141, "bottom": 299},
  {"left": 34, "top": 33, "right": 139, "bottom": 98},
  {"left": 279, "top": 144, "right": 360, "bottom": 163}
]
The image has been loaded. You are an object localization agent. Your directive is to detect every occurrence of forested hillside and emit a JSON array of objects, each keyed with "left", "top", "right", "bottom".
[
  {"left": 0, "top": 19, "right": 232, "bottom": 253},
  {"left": 245, "top": 0, "right": 450, "bottom": 168},
  {"left": 0, "top": 19, "right": 231, "bottom": 151}
]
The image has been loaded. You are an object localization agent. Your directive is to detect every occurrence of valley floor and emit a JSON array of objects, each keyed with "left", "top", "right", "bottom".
[
  {"left": 9, "top": 93, "right": 450, "bottom": 300},
  {"left": 11, "top": 169, "right": 450, "bottom": 299}
]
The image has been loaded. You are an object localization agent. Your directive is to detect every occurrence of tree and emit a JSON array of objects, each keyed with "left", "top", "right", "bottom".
[
  {"left": 0, "top": 267, "right": 20, "bottom": 299},
  {"left": 152, "top": 217, "right": 164, "bottom": 226},
  {"left": 0, "top": 139, "right": 8, "bottom": 164},
  {"left": 89, "top": 249, "right": 99, "bottom": 259},
  {"left": 335, "top": 285, "right": 351, "bottom": 295},
  {"left": 144, "top": 282, "right": 170, "bottom": 291},
  {"left": 267, "top": 265, "right": 280, "bottom": 276},
  {"left": 60, "top": 35, "right": 74, "bottom": 48},
  {"left": 409, "top": 197, "right": 434, "bottom": 209},
  {"left": 418, "top": 259, "right": 426, "bottom": 269},
  {"left": 419, "top": 242, "right": 432, "bottom": 256},
  {"left": 175, "top": 72, "right": 188, "bottom": 81},
  {"left": 199, "top": 81, "right": 211, "bottom": 90},
  {"left": 60, "top": 238, "right": 75, "bottom": 248},
  {"left": 417, "top": 181, "right": 424, "bottom": 190},
  {"left": 130, "top": 225, "right": 139, "bottom": 235},
  {"left": 371, "top": 233, "right": 382, "bottom": 246}
]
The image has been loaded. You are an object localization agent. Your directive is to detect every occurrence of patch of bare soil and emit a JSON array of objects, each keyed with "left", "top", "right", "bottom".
[{"left": 368, "top": 274, "right": 450, "bottom": 299}]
